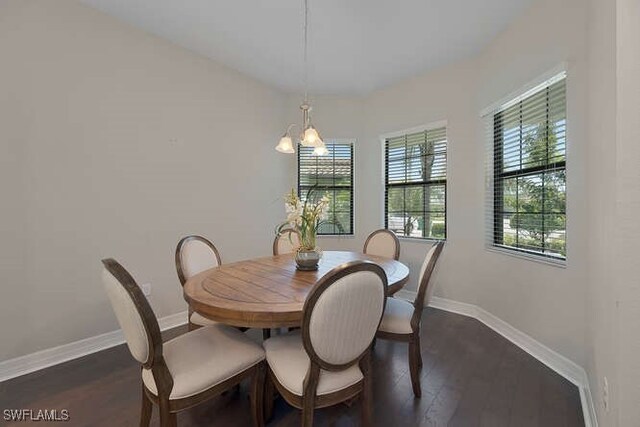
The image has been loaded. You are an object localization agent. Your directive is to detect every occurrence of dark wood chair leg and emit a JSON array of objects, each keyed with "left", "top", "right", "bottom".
[
  {"left": 360, "top": 352, "right": 373, "bottom": 426},
  {"left": 158, "top": 398, "right": 176, "bottom": 427},
  {"left": 416, "top": 334, "right": 423, "bottom": 369},
  {"left": 251, "top": 363, "right": 266, "bottom": 427},
  {"left": 262, "top": 329, "right": 271, "bottom": 340},
  {"left": 140, "top": 386, "right": 152, "bottom": 427},
  {"left": 408, "top": 339, "right": 421, "bottom": 398},
  {"left": 301, "top": 403, "right": 315, "bottom": 427},
  {"left": 264, "top": 373, "right": 275, "bottom": 422},
  {"left": 301, "top": 364, "right": 319, "bottom": 427}
]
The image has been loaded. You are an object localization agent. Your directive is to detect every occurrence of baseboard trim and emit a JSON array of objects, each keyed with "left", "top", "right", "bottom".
[
  {"left": 0, "top": 310, "right": 188, "bottom": 383},
  {"left": 396, "top": 291, "right": 597, "bottom": 427}
]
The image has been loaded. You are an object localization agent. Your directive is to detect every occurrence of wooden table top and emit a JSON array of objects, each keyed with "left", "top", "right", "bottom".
[{"left": 183, "top": 250, "right": 410, "bottom": 328}]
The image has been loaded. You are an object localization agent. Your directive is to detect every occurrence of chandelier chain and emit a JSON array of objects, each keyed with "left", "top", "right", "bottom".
[{"left": 303, "top": 0, "right": 308, "bottom": 103}]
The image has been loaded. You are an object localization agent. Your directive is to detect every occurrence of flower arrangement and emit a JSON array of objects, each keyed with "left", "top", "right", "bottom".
[{"left": 277, "top": 188, "right": 330, "bottom": 252}]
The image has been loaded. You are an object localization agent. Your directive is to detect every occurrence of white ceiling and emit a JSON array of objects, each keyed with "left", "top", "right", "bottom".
[{"left": 80, "top": 0, "right": 534, "bottom": 95}]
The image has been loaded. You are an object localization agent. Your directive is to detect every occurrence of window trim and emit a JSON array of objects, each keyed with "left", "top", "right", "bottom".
[
  {"left": 379, "top": 121, "right": 448, "bottom": 242},
  {"left": 296, "top": 138, "right": 355, "bottom": 237},
  {"left": 486, "top": 245, "right": 567, "bottom": 268},
  {"left": 484, "top": 67, "right": 568, "bottom": 266}
]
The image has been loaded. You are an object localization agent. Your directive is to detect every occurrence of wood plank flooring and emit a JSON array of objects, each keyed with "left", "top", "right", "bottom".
[{"left": 0, "top": 308, "right": 584, "bottom": 426}]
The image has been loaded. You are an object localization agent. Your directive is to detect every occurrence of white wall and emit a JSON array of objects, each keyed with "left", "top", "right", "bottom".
[
  {"left": 0, "top": 0, "right": 289, "bottom": 361},
  {"left": 584, "top": 0, "right": 640, "bottom": 424},
  {"left": 586, "top": 0, "right": 619, "bottom": 423},
  {"left": 614, "top": 0, "right": 640, "bottom": 424}
]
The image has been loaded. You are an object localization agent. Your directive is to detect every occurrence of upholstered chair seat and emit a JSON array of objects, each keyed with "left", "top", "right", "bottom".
[
  {"left": 188, "top": 311, "right": 219, "bottom": 327},
  {"left": 378, "top": 298, "right": 414, "bottom": 334},
  {"left": 263, "top": 332, "right": 363, "bottom": 396},
  {"left": 142, "top": 324, "right": 264, "bottom": 399}
]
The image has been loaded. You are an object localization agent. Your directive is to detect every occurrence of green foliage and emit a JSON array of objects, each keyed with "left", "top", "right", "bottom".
[
  {"left": 501, "top": 121, "right": 566, "bottom": 256},
  {"left": 387, "top": 186, "right": 423, "bottom": 213},
  {"left": 546, "top": 238, "right": 566, "bottom": 257},
  {"left": 311, "top": 188, "right": 351, "bottom": 235},
  {"left": 431, "top": 223, "right": 446, "bottom": 239},
  {"left": 502, "top": 233, "right": 566, "bottom": 257},
  {"left": 507, "top": 172, "right": 566, "bottom": 242}
]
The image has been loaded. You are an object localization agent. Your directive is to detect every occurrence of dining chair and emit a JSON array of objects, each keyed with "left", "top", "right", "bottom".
[
  {"left": 375, "top": 240, "right": 444, "bottom": 398},
  {"left": 263, "top": 261, "right": 387, "bottom": 427},
  {"left": 363, "top": 229, "right": 400, "bottom": 260},
  {"left": 175, "top": 235, "right": 223, "bottom": 330},
  {"left": 101, "top": 258, "right": 266, "bottom": 427},
  {"left": 273, "top": 228, "right": 301, "bottom": 255}
]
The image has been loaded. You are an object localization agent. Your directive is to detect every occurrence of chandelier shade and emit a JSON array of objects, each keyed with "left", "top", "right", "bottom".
[
  {"left": 312, "top": 145, "right": 329, "bottom": 156},
  {"left": 275, "top": 134, "right": 295, "bottom": 153},
  {"left": 301, "top": 125, "right": 323, "bottom": 147}
]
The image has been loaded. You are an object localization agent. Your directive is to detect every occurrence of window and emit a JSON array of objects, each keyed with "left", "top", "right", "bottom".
[
  {"left": 490, "top": 73, "right": 566, "bottom": 260},
  {"left": 384, "top": 125, "right": 447, "bottom": 240},
  {"left": 298, "top": 141, "right": 354, "bottom": 235}
]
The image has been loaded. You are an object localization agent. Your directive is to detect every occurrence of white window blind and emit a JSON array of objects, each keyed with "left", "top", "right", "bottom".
[{"left": 485, "top": 72, "right": 567, "bottom": 262}]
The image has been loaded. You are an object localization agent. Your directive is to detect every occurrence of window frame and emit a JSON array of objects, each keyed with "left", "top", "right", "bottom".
[
  {"left": 380, "top": 121, "right": 448, "bottom": 242},
  {"left": 487, "top": 70, "right": 568, "bottom": 265},
  {"left": 297, "top": 139, "right": 355, "bottom": 236}
]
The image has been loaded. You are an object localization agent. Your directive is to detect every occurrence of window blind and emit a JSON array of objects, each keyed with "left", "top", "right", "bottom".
[
  {"left": 384, "top": 127, "right": 447, "bottom": 239},
  {"left": 298, "top": 142, "right": 354, "bottom": 235},
  {"left": 486, "top": 73, "right": 566, "bottom": 261}
]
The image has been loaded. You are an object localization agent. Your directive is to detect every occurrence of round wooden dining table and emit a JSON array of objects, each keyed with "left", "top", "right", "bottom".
[{"left": 183, "top": 250, "right": 410, "bottom": 329}]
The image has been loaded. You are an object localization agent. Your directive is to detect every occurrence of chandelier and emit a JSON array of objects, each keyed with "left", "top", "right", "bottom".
[{"left": 275, "top": 0, "right": 327, "bottom": 156}]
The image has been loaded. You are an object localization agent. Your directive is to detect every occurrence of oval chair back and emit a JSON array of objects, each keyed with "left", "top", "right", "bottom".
[
  {"left": 302, "top": 261, "right": 387, "bottom": 371},
  {"left": 175, "top": 235, "right": 222, "bottom": 286},
  {"left": 273, "top": 228, "right": 301, "bottom": 256},
  {"left": 363, "top": 229, "right": 400, "bottom": 260},
  {"left": 411, "top": 241, "right": 445, "bottom": 329},
  {"left": 101, "top": 259, "right": 173, "bottom": 399},
  {"left": 102, "top": 258, "right": 159, "bottom": 366}
]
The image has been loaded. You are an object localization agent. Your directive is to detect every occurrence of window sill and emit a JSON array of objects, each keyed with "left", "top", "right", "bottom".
[
  {"left": 397, "top": 236, "right": 446, "bottom": 243},
  {"left": 317, "top": 234, "right": 355, "bottom": 239},
  {"left": 485, "top": 245, "right": 566, "bottom": 268}
]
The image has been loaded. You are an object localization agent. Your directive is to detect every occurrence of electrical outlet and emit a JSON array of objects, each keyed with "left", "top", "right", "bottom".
[
  {"left": 141, "top": 283, "right": 152, "bottom": 296},
  {"left": 603, "top": 376, "right": 610, "bottom": 412}
]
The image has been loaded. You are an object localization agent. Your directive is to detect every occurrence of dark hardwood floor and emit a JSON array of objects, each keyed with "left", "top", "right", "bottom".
[{"left": 0, "top": 308, "right": 584, "bottom": 426}]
